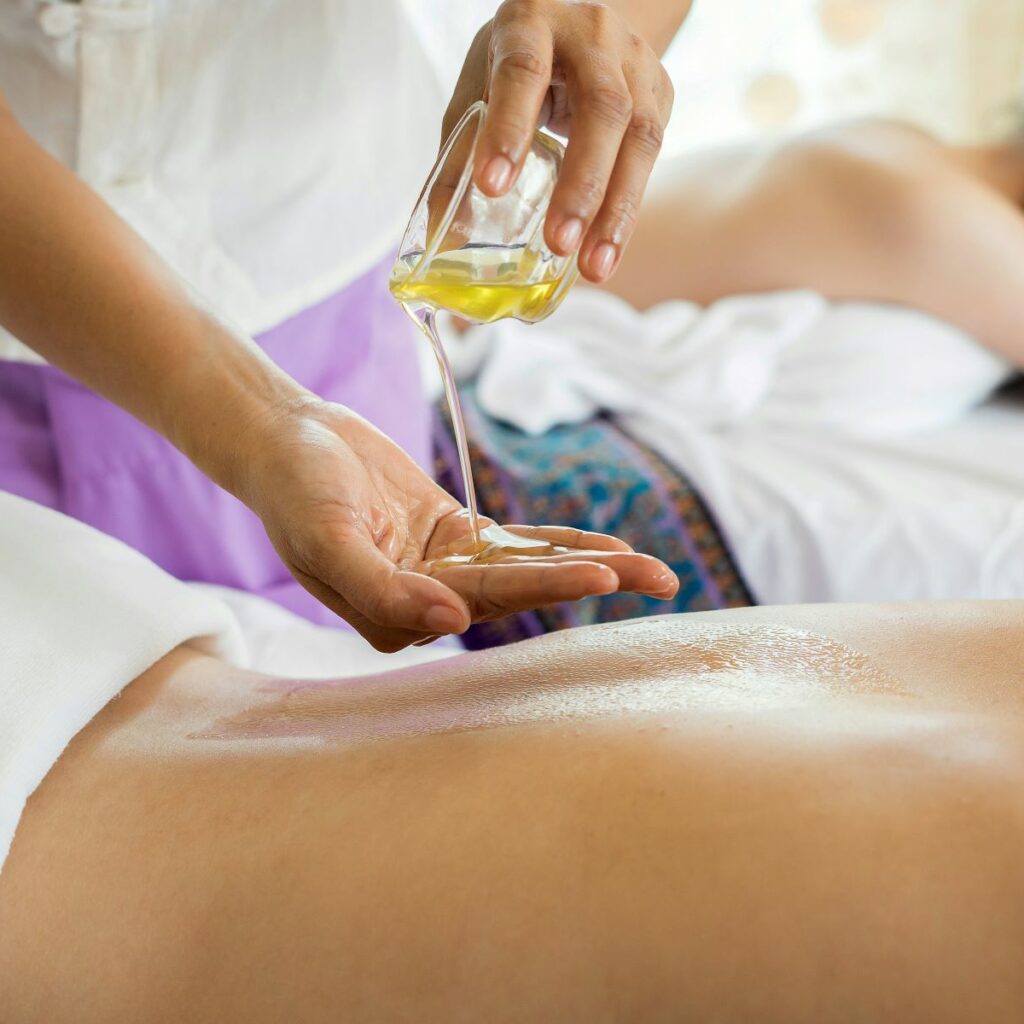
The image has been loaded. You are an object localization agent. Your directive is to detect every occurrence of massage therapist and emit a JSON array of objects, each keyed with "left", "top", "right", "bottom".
[{"left": 0, "top": 0, "right": 685, "bottom": 650}]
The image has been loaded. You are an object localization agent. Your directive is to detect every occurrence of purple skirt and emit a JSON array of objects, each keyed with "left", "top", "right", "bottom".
[{"left": 0, "top": 259, "right": 431, "bottom": 627}]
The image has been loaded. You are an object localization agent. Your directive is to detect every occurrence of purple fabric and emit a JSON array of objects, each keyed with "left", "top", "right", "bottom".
[{"left": 0, "top": 258, "right": 430, "bottom": 627}]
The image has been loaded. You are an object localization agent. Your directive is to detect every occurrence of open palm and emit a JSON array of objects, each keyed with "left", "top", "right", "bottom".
[{"left": 245, "top": 401, "right": 678, "bottom": 651}]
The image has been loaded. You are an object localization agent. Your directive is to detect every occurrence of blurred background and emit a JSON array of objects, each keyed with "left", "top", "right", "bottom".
[
  {"left": 661, "top": 0, "right": 1024, "bottom": 154},
  {"left": 413, "top": 0, "right": 1024, "bottom": 156}
]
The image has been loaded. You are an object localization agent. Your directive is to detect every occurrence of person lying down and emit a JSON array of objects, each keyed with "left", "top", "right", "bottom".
[
  {"left": 608, "top": 117, "right": 1024, "bottom": 368},
  {"left": 459, "top": 116, "right": 1020, "bottom": 450},
  {"left": 3, "top": 495, "right": 1024, "bottom": 1020}
]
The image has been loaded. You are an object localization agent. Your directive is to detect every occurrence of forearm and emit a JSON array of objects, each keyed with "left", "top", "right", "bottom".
[
  {"left": 0, "top": 100, "right": 310, "bottom": 499},
  {"left": 604, "top": 0, "right": 692, "bottom": 54}
]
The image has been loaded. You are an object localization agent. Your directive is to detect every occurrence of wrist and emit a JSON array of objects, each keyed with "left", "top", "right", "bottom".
[{"left": 158, "top": 309, "right": 317, "bottom": 504}]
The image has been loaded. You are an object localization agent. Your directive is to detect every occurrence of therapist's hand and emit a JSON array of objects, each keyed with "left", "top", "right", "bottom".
[
  {"left": 444, "top": 0, "right": 674, "bottom": 284},
  {"left": 243, "top": 400, "right": 678, "bottom": 652}
]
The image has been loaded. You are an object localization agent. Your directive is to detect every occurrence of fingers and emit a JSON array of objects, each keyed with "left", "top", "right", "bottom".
[
  {"left": 292, "top": 568, "right": 431, "bottom": 654},
  {"left": 530, "top": 10, "right": 671, "bottom": 282},
  {"left": 499, "top": 527, "right": 676, "bottom": 597},
  {"left": 433, "top": 559, "right": 621, "bottom": 620},
  {"left": 314, "top": 528, "right": 472, "bottom": 649},
  {"left": 453, "top": 1, "right": 673, "bottom": 280},
  {"left": 433, "top": 551, "right": 679, "bottom": 623},
  {"left": 301, "top": 522, "right": 676, "bottom": 648},
  {"left": 544, "top": 59, "right": 633, "bottom": 263},
  {"left": 474, "top": 4, "right": 554, "bottom": 196},
  {"left": 577, "top": 61, "right": 673, "bottom": 281},
  {"left": 502, "top": 524, "right": 634, "bottom": 553},
  {"left": 539, "top": 551, "right": 679, "bottom": 598},
  {"left": 546, "top": 61, "right": 670, "bottom": 281}
]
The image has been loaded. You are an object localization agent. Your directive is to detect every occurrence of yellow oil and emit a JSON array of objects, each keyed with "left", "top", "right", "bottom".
[
  {"left": 390, "top": 245, "right": 567, "bottom": 324},
  {"left": 426, "top": 523, "right": 568, "bottom": 572},
  {"left": 392, "top": 244, "right": 572, "bottom": 567},
  {"left": 395, "top": 276, "right": 562, "bottom": 324}
]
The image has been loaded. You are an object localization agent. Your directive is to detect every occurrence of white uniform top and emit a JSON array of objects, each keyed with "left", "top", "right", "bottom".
[
  {"left": 0, "top": 0, "right": 495, "bottom": 362},
  {"left": 0, "top": 0, "right": 499, "bottom": 876}
]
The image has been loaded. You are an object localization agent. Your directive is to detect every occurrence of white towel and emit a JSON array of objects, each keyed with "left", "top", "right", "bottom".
[
  {"left": 469, "top": 288, "right": 1013, "bottom": 438},
  {"left": 0, "top": 492, "right": 246, "bottom": 872},
  {"left": 191, "top": 582, "right": 458, "bottom": 679}
]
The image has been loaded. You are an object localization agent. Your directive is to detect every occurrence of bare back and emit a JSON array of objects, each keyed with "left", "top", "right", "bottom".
[
  {"left": 607, "top": 120, "right": 1024, "bottom": 366},
  {"left": 3, "top": 601, "right": 1024, "bottom": 1021}
]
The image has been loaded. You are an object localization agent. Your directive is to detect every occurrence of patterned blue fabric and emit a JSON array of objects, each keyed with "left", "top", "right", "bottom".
[{"left": 434, "top": 384, "right": 752, "bottom": 649}]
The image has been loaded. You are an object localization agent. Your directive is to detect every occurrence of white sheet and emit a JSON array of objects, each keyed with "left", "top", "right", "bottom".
[
  {"left": 0, "top": 492, "right": 455, "bottom": 875},
  {"left": 461, "top": 287, "right": 1022, "bottom": 604},
  {"left": 191, "top": 582, "right": 459, "bottom": 679},
  {"left": 630, "top": 390, "right": 1024, "bottom": 604}
]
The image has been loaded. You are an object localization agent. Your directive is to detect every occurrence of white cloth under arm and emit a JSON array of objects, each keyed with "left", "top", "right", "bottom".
[{"left": 0, "top": 491, "right": 246, "bottom": 873}]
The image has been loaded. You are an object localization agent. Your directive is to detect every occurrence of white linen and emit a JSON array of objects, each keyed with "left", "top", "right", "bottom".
[
  {"left": 0, "top": 490, "right": 243, "bottom": 872},
  {"left": 0, "top": 0, "right": 458, "bottom": 362},
  {"left": 0, "top": 492, "right": 457, "bottom": 874},
  {"left": 658, "top": 394, "right": 1024, "bottom": 605},
  {"left": 463, "top": 287, "right": 1021, "bottom": 604},
  {"left": 193, "top": 583, "right": 459, "bottom": 680}
]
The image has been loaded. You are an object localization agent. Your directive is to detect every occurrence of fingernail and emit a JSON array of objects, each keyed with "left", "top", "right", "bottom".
[
  {"left": 482, "top": 156, "right": 514, "bottom": 194},
  {"left": 590, "top": 242, "right": 619, "bottom": 280},
  {"left": 425, "top": 605, "right": 466, "bottom": 634},
  {"left": 554, "top": 217, "right": 583, "bottom": 254},
  {"left": 655, "top": 571, "right": 680, "bottom": 596}
]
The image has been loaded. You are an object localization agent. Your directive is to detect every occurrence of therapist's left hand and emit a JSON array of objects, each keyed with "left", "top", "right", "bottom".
[
  {"left": 443, "top": 0, "right": 674, "bottom": 284},
  {"left": 242, "top": 400, "right": 679, "bottom": 652}
]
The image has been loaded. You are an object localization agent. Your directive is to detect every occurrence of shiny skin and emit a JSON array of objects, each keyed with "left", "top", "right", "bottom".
[
  {"left": 3, "top": 601, "right": 1024, "bottom": 1021},
  {"left": 607, "top": 119, "right": 1024, "bottom": 366}
]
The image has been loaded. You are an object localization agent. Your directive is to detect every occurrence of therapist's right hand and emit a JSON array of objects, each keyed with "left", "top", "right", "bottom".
[
  {"left": 444, "top": 0, "right": 675, "bottom": 285},
  {"left": 241, "top": 399, "right": 679, "bottom": 652}
]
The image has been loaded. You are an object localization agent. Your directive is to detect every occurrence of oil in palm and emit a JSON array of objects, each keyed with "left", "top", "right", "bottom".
[{"left": 391, "top": 244, "right": 573, "bottom": 567}]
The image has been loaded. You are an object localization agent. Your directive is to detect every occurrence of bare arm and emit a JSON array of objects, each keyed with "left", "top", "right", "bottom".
[
  {"left": 0, "top": 95, "right": 301, "bottom": 497},
  {"left": 0, "top": 94, "right": 676, "bottom": 647},
  {"left": 605, "top": 0, "right": 693, "bottom": 54}
]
